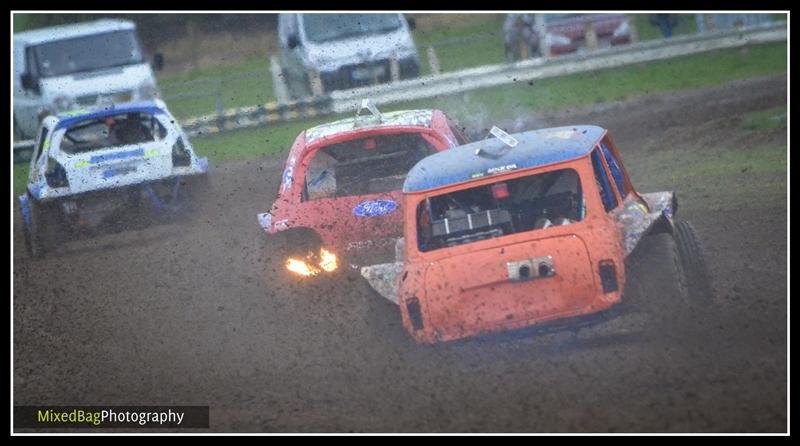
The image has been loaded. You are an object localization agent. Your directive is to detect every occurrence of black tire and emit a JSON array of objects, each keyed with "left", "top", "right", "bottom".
[
  {"left": 624, "top": 231, "right": 690, "bottom": 324},
  {"left": 270, "top": 229, "right": 345, "bottom": 285},
  {"left": 673, "top": 221, "right": 713, "bottom": 305},
  {"left": 284, "top": 69, "right": 311, "bottom": 101},
  {"left": 23, "top": 197, "right": 57, "bottom": 259},
  {"left": 277, "top": 228, "right": 323, "bottom": 262}
]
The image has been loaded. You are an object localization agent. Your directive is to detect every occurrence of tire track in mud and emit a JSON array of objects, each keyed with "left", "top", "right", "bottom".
[{"left": 13, "top": 75, "right": 787, "bottom": 432}]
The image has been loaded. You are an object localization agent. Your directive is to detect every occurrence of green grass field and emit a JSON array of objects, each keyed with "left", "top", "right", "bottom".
[
  {"left": 186, "top": 41, "right": 787, "bottom": 166},
  {"left": 624, "top": 103, "right": 787, "bottom": 213},
  {"left": 159, "top": 57, "right": 274, "bottom": 119},
  {"left": 157, "top": 14, "right": 785, "bottom": 120},
  {"left": 742, "top": 105, "right": 787, "bottom": 131},
  {"left": 415, "top": 16, "right": 507, "bottom": 75},
  {"left": 156, "top": 15, "right": 509, "bottom": 118},
  {"left": 413, "top": 42, "right": 787, "bottom": 125},
  {"left": 13, "top": 41, "right": 787, "bottom": 197},
  {"left": 159, "top": 13, "right": 697, "bottom": 119},
  {"left": 627, "top": 143, "right": 786, "bottom": 213}
]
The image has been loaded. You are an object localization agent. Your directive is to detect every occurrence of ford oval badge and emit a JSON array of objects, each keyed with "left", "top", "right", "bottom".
[{"left": 353, "top": 199, "right": 398, "bottom": 217}]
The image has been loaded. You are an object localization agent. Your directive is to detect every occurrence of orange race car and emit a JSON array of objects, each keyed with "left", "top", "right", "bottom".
[{"left": 361, "top": 125, "right": 712, "bottom": 343}]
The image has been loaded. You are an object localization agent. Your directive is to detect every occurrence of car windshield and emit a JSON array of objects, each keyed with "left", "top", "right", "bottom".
[
  {"left": 304, "top": 133, "right": 434, "bottom": 200},
  {"left": 31, "top": 30, "right": 144, "bottom": 78},
  {"left": 416, "top": 168, "right": 585, "bottom": 252},
  {"left": 544, "top": 14, "right": 583, "bottom": 24},
  {"left": 302, "top": 14, "right": 402, "bottom": 43},
  {"left": 60, "top": 112, "right": 167, "bottom": 154}
]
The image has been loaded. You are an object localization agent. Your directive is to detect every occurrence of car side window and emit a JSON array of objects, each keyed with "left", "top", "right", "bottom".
[
  {"left": 25, "top": 46, "right": 39, "bottom": 78},
  {"left": 600, "top": 142, "right": 628, "bottom": 197},
  {"left": 591, "top": 148, "right": 617, "bottom": 212}
]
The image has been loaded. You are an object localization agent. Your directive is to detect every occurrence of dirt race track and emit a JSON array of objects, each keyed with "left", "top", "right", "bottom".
[{"left": 13, "top": 75, "right": 787, "bottom": 433}]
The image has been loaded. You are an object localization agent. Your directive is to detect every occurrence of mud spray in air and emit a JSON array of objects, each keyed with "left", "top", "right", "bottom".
[{"left": 13, "top": 76, "right": 786, "bottom": 432}]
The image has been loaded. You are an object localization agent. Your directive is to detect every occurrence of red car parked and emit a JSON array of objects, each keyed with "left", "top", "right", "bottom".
[
  {"left": 257, "top": 102, "right": 468, "bottom": 277},
  {"left": 504, "top": 13, "right": 633, "bottom": 60}
]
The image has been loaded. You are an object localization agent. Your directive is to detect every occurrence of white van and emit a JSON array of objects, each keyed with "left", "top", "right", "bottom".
[
  {"left": 277, "top": 13, "right": 420, "bottom": 98},
  {"left": 13, "top": 19, "right": 162, "bottom": 140}
]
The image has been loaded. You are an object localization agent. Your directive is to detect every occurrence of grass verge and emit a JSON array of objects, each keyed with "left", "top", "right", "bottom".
[{"left": 14, "top": 42, "right": 787, "bottom": 196}]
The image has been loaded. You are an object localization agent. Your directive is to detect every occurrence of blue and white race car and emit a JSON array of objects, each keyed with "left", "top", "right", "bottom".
[{"left": 18, "top": 99, "right": 209, "bottom": 257}]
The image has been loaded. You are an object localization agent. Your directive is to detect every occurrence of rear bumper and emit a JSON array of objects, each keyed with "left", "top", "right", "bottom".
[
  {"left": 405, "top": 291, "right": 622, "bottom": 344},
  {"left": 28, "top": 173, "right": 208, "bottom": 227},
  {"left": 35, "top": 170, "right": 207, "bottom": 203},
  {"left": 319, "top": 56, "right": 420, "bottom": 92}
]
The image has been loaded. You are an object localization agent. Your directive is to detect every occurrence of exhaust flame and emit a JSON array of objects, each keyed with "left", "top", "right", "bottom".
[
  {"left": 319, "top": 248, "right": 338, "bottom": 272},
  {"left": 285, "top": 248, "right": 339, "bottom": 277},
  {"left": 286, "top": 258, "right": 319, "bottom": 277}
]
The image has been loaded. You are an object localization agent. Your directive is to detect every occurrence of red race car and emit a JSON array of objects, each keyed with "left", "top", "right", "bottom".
[{"left": 257, "top": 101, "right": 468, "bottom": 277}]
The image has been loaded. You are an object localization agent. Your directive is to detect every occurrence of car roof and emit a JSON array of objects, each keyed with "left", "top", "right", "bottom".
[
  {"left": 54, "top": 101, "right": 167, "bottom": 131},
  {"left": 14, "top": 19, "right": 136, "bottom": 46},
  {"left": 304, "top": 109, "right": 435, "bottom": 145},
  {"left": 403, "top": 125, "right": 606, "bottom": 193}
]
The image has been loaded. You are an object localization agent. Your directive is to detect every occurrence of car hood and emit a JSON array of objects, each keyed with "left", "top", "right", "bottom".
[
  {"left": 303, "top": 28, "right": 417, "bottom": 72},
  {"left": 39, "top": 63, "right": 156, "bottom": 102}
]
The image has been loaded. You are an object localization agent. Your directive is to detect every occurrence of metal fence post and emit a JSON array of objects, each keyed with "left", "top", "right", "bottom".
[
  {"left": 215, "top": 79, "right": 224, "bottom": 130},
  {"left": 427, "top": 46, "right": 441, "bottom": 75},
  {"left": 585, "top": 21, "right": 599, "bottom": 51},
  {"left": 389, "top": 54, "right": 401, "bottom": 82},
  {"left": 270, "top": 55, "right": 290, "bottom": 105}
]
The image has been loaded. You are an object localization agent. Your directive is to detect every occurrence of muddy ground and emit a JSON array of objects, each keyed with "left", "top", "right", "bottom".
[{"left": 13, "top": 75, "right": 787, "bottom": 433}]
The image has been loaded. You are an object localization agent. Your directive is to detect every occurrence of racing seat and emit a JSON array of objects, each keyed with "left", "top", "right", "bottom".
[{"left": 113, "top": 117, "right": 152, "bottom": 145}]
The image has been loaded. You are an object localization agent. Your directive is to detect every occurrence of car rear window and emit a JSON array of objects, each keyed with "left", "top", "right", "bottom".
[
  {"left": 303, "top": 133, "right": 435, "bottom": 200},
  {"left": 60, "top": 112, "right": 167, "bottom": 154},
  {"left": 416, "top": 168, "right": 584, "bottom": 252}
]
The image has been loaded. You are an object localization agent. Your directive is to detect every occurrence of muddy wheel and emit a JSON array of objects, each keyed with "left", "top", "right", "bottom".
[
  {"left": 624, "top": 231, "right": 690, "bottom": 323},
  {"left": 270, "top": 228, "right": 344, "bottom": 285},
  {"left": 674, "top": 221, "right": 713, "bottom": 305},
  {"left": 277, "top": 228, "right": 323, "bottom": 262},
  {"left": 23, "top": 197, "right": 58, "bottom": 259}
]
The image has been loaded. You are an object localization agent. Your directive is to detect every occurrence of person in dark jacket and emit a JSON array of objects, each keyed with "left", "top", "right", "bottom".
[{"left": 650, "top": 14, "right": 679, "bottom": 38}]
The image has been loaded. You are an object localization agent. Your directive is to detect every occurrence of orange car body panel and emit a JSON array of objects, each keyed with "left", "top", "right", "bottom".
[{"left": 397, "top": 127, "right": 642, "bottom": 343}]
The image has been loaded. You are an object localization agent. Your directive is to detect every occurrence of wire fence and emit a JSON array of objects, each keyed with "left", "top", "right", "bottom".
[{"left": 13, "top": 18, "right": 786, "bottom": 163}]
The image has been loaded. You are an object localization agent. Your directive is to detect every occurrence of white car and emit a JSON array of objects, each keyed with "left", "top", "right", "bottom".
[
  {"left": 14, "top": 19, "right": 162, "bottom": 140},
  {"left": 277, "top": 13, "right": 420, "bottom": 98},
  {"left": 18, "top": 99, "right": 209, "bottom": 257}
]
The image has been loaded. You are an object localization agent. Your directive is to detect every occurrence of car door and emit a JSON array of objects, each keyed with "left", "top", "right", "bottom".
[
  {"left": 14, "top": 44, "right": 43, "bottom": 139},
  {"left": 289, "top": 131, "right": 450, "bottom": 253}
]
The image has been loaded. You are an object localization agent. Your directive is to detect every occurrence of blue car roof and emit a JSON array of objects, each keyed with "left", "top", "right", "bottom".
[
  {"left": 55, "top": 102, "right": 166, "bottom": 131},
  {"left": 403, "top": 125, "right": 606, "bottom": 193}
]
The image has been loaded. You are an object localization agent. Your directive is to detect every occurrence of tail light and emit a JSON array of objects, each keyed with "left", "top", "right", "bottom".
[
  {"left": 45, "top": 158, "right": 69, "bottom": 188},
  {"left": 172, "top": 137, "right": 191, "bottom": 167},
  {"left": 599, "top": 260, "right": 618, "bottom": 293},
  {"left": 406, "top": 297, "right": 425, "bottom": 331}
]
